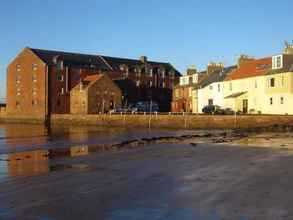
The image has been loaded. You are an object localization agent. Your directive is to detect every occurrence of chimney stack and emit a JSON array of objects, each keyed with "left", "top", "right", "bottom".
[
  {"left": 207, "top": 62, "right": 224, "bottom": 75},
  {"left": 237, "top": 55, "right": 254, "bottom": 68},
  {"left": 284, "top": 41, "right": 293, "bottom": 54},
  {"left": 140, "top": 56, "right": 148, "bottom": 63}
]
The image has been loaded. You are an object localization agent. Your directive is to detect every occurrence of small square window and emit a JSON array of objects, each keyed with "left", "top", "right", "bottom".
[
  {"left": 32, "top": 64, "right": 38, "bottom": 71},
  {"left": 16, "top": 75, "right": 21, "bottom": 84},
  {"left": 32, "top": 87, "right": 37, "bottom": 96},
  {"left": 16, "top": 64, "right": 21, "bottom": 72},
  {"left": 32, "top": 100, "right": 38, "bottom": 106},
  {"left": 32, "top": 74, "right": 37, "bottom": 82}
]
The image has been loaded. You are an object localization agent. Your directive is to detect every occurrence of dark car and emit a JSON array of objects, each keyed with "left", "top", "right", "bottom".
[
  {"left": 135, "top": 101, "right": 159, "bottom": 112},
  {"left": 202, "top": 105, "right": 224, "bottom": 114},
  {"left": 223, "top": 108, "right": 235, "bottom": 115}
]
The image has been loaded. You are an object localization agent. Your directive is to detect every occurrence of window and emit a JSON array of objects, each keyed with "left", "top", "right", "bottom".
[
  {"left": 32, "top": 74, "right": 37, "bottom": 82},
  {"left": 57, "top": 74, "right": 64, "bottom": 81},
  {"left": 32, "top": 100, "right": 38, "bottom": 106},
  {"left": 209, "top": 85, "right": 213, "bottom": 90},
  {"left": 149, "top": 80, "right": 153, "bottom": 87},
  {"left": 270, "top": 78, "right": 275, "bottom": 87},
  {"left": 229, "top": 82, "right": 232, "bottom": 91},
  {"left": 162, "top": 69, "right": 165, "bottom": 78},
  {"left": 32, "top": 64, "right": 38, "bottom": 71},
  {"left": 270, "top": 97, "right": 273, "bottom": 105},
  {"left": 136, "top": 81, "right": 140, "bottom": 87},
  {"left": 272, "top": 55, "right": 283, "bottom": 69},
  {"left": 32, "top": 87, "right": 37, "bottom": 96},
  {"left": 61, "top": 87, "right": 64, "bottom": 95},
  {"left": 16, "top": 64, "right": 21, "bottom": 72},
  {"left": 16, "top": 101, "right": 20, "bottom": 108},
  {"left": 175, "top": 89, "right": 179, "bottom": 98},
  {"left": 218, "top": 84, "right": 220, "bottom": 92},
  {"left": 162, "top": 82, "right": 165, "bottom": 88},
  {"left": 208, "top": 99, "right": 213, "bottom": 105},
  {"left": 16, "top": 75, "right": 21, "bottom": 84},
  {"left": 16, "top": 87, "right": 21, "bottom": 96},
  {"left": 57, "top": 60, "right": 64, "bottom": 70},
  {"left": 276, "top": 56, "right": 281, "bottom": 68},
  {"left": 281, "top": 97, "right": 284, "bottom": 104},
  {"left": 149, "top": 68, "right": 153, "bottom": 77}
]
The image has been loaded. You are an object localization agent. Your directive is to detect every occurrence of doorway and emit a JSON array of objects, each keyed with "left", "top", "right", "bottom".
[{"left": 243, "top": 99, "right": 248, "bottom": 114}]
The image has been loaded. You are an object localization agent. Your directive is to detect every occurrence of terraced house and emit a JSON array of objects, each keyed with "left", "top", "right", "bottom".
[
  {"left": 196, "top": 43, "right": 293, "bottom": 115},
  {"left": 6, "top": 48, "right": 181, "bottom": 120}
]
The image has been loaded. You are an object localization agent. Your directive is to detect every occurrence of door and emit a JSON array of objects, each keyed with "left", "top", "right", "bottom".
[{"left": 243, "top": 99, "right": 248, "bottom": 114}]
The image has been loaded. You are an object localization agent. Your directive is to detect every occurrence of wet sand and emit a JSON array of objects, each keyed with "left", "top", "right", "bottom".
[{"left": 1, "top": 127, "right": 293, "bottom": 219}]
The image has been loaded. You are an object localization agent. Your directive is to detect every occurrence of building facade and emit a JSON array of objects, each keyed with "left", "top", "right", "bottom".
[
  {"left": 70, "top": 74, "right": 122, "bottom": 114},
  {"left": 196, "top": 44, "right": 293, "bottom": 115},
  {"left": 6, "top": 48, "right": 181, "bottom": 119}
]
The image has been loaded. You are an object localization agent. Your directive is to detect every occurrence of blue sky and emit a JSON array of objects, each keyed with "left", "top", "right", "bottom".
[{"left": 1, "top": 0, "right": 293, "bottom": 100}]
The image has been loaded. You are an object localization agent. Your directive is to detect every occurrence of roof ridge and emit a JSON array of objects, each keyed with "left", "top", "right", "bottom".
[{"left": 98, "top": 55, "right": 114, "bottom": 71}]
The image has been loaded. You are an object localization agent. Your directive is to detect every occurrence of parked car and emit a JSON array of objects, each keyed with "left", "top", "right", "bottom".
[
  {"left": 135, "top": 101, "right": 159, "bottom": 112},
  {"left": 110, "top": 106, "right": 138, "bottom": 113},
  {"left": 223, "top": 108, "right": 235, "bottom": 115},
  {"left": 202, "top": 105, "right": 224, "bottom": 114}
]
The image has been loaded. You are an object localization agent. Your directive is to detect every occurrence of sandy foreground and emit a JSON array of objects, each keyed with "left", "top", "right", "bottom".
[{"left": 1, "top": 133, "right": 293, "bottom": 220}]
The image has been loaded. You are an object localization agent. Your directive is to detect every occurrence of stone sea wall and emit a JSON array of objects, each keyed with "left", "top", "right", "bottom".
[
  {"left": 50, "top": 114, "right": 293, "bottom": 130},
  {"left": 1, "top": 113, "right": 293, "bottom": 130}
]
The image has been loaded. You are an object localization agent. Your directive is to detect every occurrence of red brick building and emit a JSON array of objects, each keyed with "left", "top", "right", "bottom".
[{"left": 6, "top": 48, "right": 181, "bottom": 120}]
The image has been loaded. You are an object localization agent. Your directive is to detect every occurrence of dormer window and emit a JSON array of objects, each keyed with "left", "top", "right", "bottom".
[
  {"left": 57, "top": 60, "right": 64, "bottom": 70},
  {"left": 272, "top": 55, "right": 283, "bottom": 69}
]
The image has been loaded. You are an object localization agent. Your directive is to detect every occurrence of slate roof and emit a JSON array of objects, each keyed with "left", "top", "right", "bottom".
[
  {"left": 29, "top": 48, "right": 181, "bottom": 76},
  {"left": 30, "top": 48, "right": 111, "bottom": 70},
  {"left": 198, "top": 66, "right": 237, "bottom": 88},
  {"left": 225, "top": 57, "right": 272, "bottom": 81}
]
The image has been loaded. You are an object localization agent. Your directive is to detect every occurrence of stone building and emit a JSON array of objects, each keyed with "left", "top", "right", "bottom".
[
  {"left": 6, "top": 48, "right": 181, "bottom": 120},
  {"left": 70, "top": 74, "right": 121, "bottom": 114}
]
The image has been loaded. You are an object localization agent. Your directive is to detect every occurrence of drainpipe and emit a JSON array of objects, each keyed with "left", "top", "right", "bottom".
[{"left": 45, "top": 65, "right": 50, "bottom": 127}]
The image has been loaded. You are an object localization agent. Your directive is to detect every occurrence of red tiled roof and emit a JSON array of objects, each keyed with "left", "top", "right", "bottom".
[
  {"left": 81, "top": 74, "right": 104, "bottom": 88},
  {"left": 83, "top": 74, "right": 103, "bottom": 82},
  {"left": 225, "top": 57, "right": 272, "bottom": 81}
]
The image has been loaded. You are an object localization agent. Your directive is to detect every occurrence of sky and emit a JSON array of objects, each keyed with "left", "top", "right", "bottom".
[{"left": 1, "top": 0, "right": 293, "bottom": 100}]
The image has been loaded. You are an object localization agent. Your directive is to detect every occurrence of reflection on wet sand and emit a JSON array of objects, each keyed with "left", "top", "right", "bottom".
[
  {"left": 0, "top": 146, "right": 92, "bottom": 178},
  {"left": 0, "top": 150, "right": 49, "bottom": 177}
]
